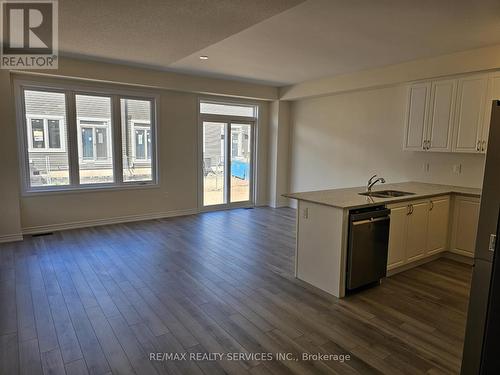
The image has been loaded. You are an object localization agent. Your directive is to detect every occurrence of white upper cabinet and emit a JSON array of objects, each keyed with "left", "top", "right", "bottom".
[
  {"left": 404, "top": 72, "right": 495, "bottom": 154},
  {"left": 427, "top": 79, "right": 456, "bottom": 152},
  {"left": 404, "top": 83, "right": 430, "bottom": 151},
  {"left": 453, "top": 75, "right": 488, "bottom": 153},
  {"left": 481, "top": 72, "right": 500, "bottom": 154}
]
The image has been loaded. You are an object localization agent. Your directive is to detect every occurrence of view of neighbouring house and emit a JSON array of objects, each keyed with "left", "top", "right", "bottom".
[{"left": 24, "top": 90, "right": 153, "bottom": 186}]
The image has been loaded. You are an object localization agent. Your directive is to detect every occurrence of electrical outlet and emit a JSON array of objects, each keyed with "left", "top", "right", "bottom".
[{"left": 453, "top": 164, "right": 462, "bottom": 175}]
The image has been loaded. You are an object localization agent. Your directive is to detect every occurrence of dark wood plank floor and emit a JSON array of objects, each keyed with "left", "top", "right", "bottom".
[{"left": 0, "top": 207, "right": 472, "bottom": 375}]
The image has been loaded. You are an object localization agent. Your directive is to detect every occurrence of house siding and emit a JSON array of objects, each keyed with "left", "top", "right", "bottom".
[{"left": 24, "top": 91, "right": 151, "bottom": 175}]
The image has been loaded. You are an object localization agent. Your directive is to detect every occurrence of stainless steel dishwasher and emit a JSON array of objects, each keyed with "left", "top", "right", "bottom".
[{"left": 346, "top": 205, "right": 390, "bottom": 294}]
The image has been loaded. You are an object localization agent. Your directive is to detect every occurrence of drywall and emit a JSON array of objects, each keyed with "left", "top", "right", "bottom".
[
  {"left": 0, "top": 71, "right": 23, "bottom": 241},
  {"left": 34, "top": 57, "right": 278, "bottom": 100},
  {"left": 268, "top": 100, "right": 291, "bottom": 207},
  {"left": 280, "top": 44, "right": 500, "bottom": 100},
  {"left": 288, "top": 85, "right": 486, "bottom": 202},
  {"left": 0, "top": 58, "right": 272, "bottom": 236},
  {"left": 18, "top": 89, "right": 269, "bottom": 232}
]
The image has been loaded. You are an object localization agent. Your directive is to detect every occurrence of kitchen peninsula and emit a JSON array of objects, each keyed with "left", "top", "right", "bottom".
[{"left": 284, "top": 181, "right": 481, "bottom": 298}]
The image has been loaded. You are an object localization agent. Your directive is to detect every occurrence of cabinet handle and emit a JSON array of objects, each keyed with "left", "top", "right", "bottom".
[
  {"left": 407, "top": 205, "right": 411, "bottom": 215},
  {"left": 408, "top": 204, "right": 414, "bottom": 215},
  {"left": 426, "top": 140, "right": 430, "bottom": 150},
  {"left": 477, "top": 140, "right": 481, "bottom": 152},
  {"left": 429, "top": 201, "right": 434, "bottom": 211},
  {"left": 482, "top": 140, "right": 486, "bottom": 152}
]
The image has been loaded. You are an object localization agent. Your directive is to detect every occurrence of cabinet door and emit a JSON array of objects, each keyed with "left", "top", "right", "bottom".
[
  {"left": 387, "top": 205, "right": 408, "bottom": 270},
  {"left": 404, "top": 83, "right": 430, "bottom": 151},
  {"left": 296, "top": 201, "right": 344, "bottom": 296},
  {"left": 406, "top": 201, "right": 429, "bottom": 262},
  {"left": 427, "top": 80, "right": 456, "bottom": 152},
  {"left": 453, "top": 75, "right": 488, "bottom": 153},
  {"left": 481, "top": 73, "right": 500, "bottom": 154},
  {"left": 427, "top": 196, "right": 451, "bottom": 255},
  {"left": 451, "top": 197, "right": 480, "bottom": 257}
]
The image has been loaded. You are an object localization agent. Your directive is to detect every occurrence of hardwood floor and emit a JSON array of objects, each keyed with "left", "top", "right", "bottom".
[{"left": 0, "top": 207, "right": 472, "bottom": 375}]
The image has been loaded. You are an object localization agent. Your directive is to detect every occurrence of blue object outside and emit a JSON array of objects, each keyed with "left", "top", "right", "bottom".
[{"left": 231, "top": 159, "right": 249, "bottom": 180}]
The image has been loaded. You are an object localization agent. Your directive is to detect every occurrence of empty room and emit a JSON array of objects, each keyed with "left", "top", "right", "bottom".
[{"left": 1, "top": 0, "right": 500, "bottom": 374}]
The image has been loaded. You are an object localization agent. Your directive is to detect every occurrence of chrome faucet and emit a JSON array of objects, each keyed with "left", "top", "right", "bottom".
[{"left": 367, "top": 174, "right": 386, "bottom": 192}]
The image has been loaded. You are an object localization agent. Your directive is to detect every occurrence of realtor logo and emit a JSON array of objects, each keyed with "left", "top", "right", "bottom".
[{"left": 1, "top": 0, "right": 58, "bottom": 69}]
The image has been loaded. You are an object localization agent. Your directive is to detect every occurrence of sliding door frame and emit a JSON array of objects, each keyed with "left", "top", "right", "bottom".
[{"left": 198, "top": 113, "right": 256, "bottom": 212}]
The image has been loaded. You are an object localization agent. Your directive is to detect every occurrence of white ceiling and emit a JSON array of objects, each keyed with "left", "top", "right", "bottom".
[
  {"left": 59, "top": 0, "right": 305, "bottom": 68},
  {"left": 60, "top": 0, "right": 500, "bottom": 86}
]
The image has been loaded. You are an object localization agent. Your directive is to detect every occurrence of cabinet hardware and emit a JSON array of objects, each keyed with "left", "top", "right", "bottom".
[
  {"left": 429, "top": 201, "right": 434, "bottom": 211},
  {"left": 477, "top": 140, "right": 481, "bottom": 152},
  {"left": 408, "top": 204, "right": 414, "bottom": 215},
  {"left": 489, "top": 234, "right": 497, "bottom": 253},
  {"left": 407, "top": 205, "right": 411, "bottom": 215},
  {"left": 482, "top": 140, "right": 486, "bottom": 152},
  {"left": 427, "top": 140, "right": 430, "bottom": 150}
]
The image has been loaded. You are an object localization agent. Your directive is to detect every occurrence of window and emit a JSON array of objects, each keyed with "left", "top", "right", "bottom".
[
  {"left": 199, "top": 100, "right": 256, "bottom": 208},
  {"left": 200, "top": 101, "right": 256, "bottom": 117},
  {"left": 76, "top": 94, "right": 114, "bottom": 184},
  {"left": 121, "top": 98, "right": 153, "bottom": 182},
  {"left": 16, "top": 82, "right": 157, "bottom": 193},
  {"left": 27, "top": 117, "right": 65, "bottom": 151},
  {"left": 23, "top": 90, "right": 70, "bottom": 187}
]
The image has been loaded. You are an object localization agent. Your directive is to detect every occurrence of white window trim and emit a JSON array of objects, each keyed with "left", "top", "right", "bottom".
[
  {"left": 197, "top": 97, "right": 259, "bottom": 211},
  {"left": 14, "top": 78, "right": 160, "bottom": 195},
  {"left": 26, "top": 115, "right": 66, "bottom": 152},
  {"left": 131, "top": 120, "right": 152, "bottom": 162},
  {"left": 77, "top": 117, "right": 113, "bottom": 164}
]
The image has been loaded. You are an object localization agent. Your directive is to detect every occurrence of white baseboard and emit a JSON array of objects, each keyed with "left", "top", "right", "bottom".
[
  {"left": 0, "top": 233, "right": 24, "bottom": 243},
  {"left": 22, "top": 208, "right": 199, "bottom": 235}
]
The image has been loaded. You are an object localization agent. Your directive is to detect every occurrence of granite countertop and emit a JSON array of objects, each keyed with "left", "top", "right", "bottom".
[{"left": 283, "top": 181, "right": 481, "bottom": 209}]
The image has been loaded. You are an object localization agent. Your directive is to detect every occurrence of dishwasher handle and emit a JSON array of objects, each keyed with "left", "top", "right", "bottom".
[{"left": 352, "top": 216, "right": 390, "bottom": 226}]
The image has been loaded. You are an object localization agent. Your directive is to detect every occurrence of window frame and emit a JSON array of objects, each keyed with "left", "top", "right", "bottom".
[
  {"left": 131, "top": 120, "right": 152, "bottom": 162},
  {"left": 77, "top": 117, "right": 113, "bottom": 164},
  {"left": 14, "top": 79, "right": 160, "bottom": 195},
  {"left": 26, "top": 115, "right": 66, "bottom": 152},
  {"left": 197, "top": 97, "right": 259, "bottom": 211}
]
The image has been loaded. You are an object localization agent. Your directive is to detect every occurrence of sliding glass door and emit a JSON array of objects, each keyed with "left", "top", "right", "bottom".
[{"left": 201, "top": 120, "right": 254, "bottom": 209}]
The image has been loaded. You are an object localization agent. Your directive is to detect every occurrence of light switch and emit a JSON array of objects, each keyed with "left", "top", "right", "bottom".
[
  {"left": 303, "top": 207, "right": 309, "bottom": 219},
  {"left": 453, "top": 164, "right": 462, "bottom": 175}
]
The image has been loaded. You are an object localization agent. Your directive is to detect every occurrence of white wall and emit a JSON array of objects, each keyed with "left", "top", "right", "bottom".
[
  {"left": 267, "top": 100, "right": 290, "bottom": 207},
  {"left": 288, "top": 84, "right": 486, "bottom": 198},
  {"left": 0, "top": 58, "right": 274, "bottom": 238}
]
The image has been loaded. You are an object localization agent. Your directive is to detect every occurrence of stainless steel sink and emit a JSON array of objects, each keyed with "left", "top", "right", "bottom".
[{"left": 358, "top": 190, "right": 416, "bottom": 198}]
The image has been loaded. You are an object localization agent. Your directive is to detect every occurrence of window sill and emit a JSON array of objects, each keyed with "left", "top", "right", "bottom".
[{"left": 22, "top": 181, "right": 160, "bottom": 197}]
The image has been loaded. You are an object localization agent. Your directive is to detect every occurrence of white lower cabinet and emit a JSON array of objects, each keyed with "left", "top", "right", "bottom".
[
  {"left": 450, "top": 196, "right": 481, "bottom": 257},
  {"left": 406, "top": 201, "right": 430, "bottom": 262},
  {"left": 387, "top": 205, "right": 408, "bottom": 269},
  {"left": 427, "top": 197, "right": 451, "bottom": 255},
  {"left": 387, "top": 195, "right": 451, "bottom": 271}
]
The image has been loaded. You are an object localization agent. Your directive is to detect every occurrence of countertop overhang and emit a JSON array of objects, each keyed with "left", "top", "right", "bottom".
[{"left": 283, "top": 182, "right": 481, "bottom": 209}]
